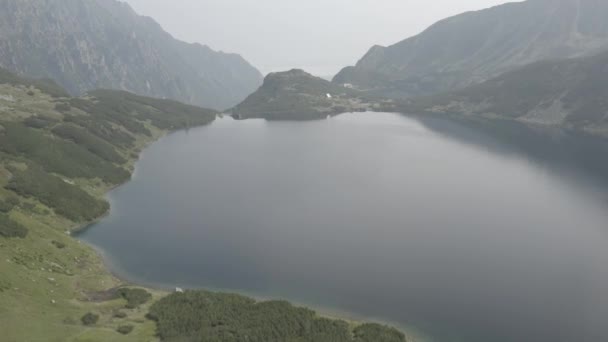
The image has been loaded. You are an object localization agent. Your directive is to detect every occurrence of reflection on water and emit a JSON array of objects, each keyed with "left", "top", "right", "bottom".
[{"left": 79, "top": 113, "right": 608, "bottom": 342}]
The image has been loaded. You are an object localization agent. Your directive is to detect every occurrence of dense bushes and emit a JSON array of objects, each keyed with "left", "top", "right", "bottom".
[
  {"left": 0, "top": 195, "right": 19, "bottom": 213},
  {"left": 6, "top": 167, "right": 109, "bottom": 222},
  {"left": 117, "top": 325, "right": 134, "bottom": 335},
  {"left": 81, "top": 312, "right": 99, "bottom": 326},
  {"left": 23, "top": 116, "right": 58, "bottom": 129},
  {"left": 68, "top": 96, "right": 152, "bottom": 136},
  {"left": 0, "top": 122, "right": 130, "bottom": 184},
  {"left": 353, "top": 324, "right": 405, "bottom": 342},
  {"left": 52, "top": 124, "right": 126, "bottom": 164},
  {"left": 116, "top": 288, "right": 152, "bottom": 309},
  {"left": 89, "top": 90, "right": 216, "bottom": 130},
  {"left": 54, "top": 102, "right": 71, "bottom": 112},
  {"left": 0, "top": 214, "right": 28, "bottom": 238},
  {"left": 148, "top": 291, "right": 406, "bottom": 342},
  {"left": 63, "top": 114, "right": 136, "bottom": 148}
]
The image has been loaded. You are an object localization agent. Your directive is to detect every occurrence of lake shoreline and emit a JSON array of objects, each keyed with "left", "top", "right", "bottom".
[{"left": 73, "top": 114, "right": 427, "bottom": 341}]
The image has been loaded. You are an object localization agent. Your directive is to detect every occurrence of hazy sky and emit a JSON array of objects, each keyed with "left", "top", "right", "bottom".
[{"left": 123, "top": 0, "right": 513, "bottom": 76}]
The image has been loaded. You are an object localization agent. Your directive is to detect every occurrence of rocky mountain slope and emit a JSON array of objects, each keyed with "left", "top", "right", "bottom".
[
  {"left": 0, "top": 0, "right": 263, "bottom": 110},
  {"left": 402, "top": 50, "right": 608, "bottom": 136},
  {"left": 334, "top": 0, "right": 608, "bottom": 99},
  {"left": 233, "top": 69, "right": 391, "bottom": 120}
]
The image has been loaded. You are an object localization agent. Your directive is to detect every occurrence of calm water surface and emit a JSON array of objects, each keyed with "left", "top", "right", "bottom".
[{"left": 79, "top": 113, "right": 608, "bottom": 342}]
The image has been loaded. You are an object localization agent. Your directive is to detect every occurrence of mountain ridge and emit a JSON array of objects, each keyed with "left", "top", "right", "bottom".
[
  {"left": 334, "top": 0, "right": 608, "bottom": 99},
  {"left": 0, "top": 0, "right": 263, "bottom": 110}
]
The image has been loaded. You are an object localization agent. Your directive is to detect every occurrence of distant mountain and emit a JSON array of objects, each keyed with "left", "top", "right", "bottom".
[
  {"left": 0, "top": 0, "right": 263, "bottom": 110},
  {"left": 334, "top": 0, "right": 608, "bottom": 99},
  {"left": 402, "top": 50, "right": 608, "bottom": 136},
  {"left": 232, "top": 69, "right": 389, "bottom": 120}
]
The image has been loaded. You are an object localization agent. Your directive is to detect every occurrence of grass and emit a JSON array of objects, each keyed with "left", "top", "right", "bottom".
[{"left": 0, "top": 68, "right": 216, "bottom": 341}]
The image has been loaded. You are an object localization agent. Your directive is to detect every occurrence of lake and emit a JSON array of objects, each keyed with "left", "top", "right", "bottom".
[{"left": 78, "top": 112, "right": 608, "bottom": 342}]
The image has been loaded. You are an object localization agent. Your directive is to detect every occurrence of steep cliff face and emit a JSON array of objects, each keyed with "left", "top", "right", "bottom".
[
  {"left": 0, "top": 0, "right": 263, "bottom": 110},
  {"left": 334, "top": 0, "right": 608, "bottom": 99}
]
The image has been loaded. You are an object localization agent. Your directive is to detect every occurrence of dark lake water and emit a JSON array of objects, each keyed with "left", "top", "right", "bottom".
[{"left": 78, "top": 112, "right": 608, "bottom": 342}]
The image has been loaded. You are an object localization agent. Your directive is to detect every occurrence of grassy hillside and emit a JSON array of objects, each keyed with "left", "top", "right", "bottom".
[
  {"left": 0, "top": 67, "right": 215, "bottom": 341},
  {"left": 0, "top": 68, "right": 407, "bottom": 341}
]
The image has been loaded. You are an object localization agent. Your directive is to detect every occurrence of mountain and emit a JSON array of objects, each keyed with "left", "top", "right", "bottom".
[
  {"left": 334, "top": 0, "right": 608, "bottom": 99},
  {"left": 402, "top": 50, "right": 608, "bottom": 136},
  {"left": 233, "top": 69, "right": 390, "bottom": 120},
  {"left": 0, "top": 0, "right": 263, "bottom": 110}
]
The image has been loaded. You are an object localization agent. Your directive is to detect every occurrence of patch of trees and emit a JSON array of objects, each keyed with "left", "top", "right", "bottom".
[
  {"left": 63, "top": 113, "right": 136, "bottom": 148},
  {"left": 89, "top": 90, "right": 217, "bottom": 131},
  {"left": 0, "top": 213, "right": 28, "bottom": 238},
  {"left": 23, "top": 116, "right": 58, "bottom": 129},
  {"left": 0, "top": 195, "right": 19, "bottom": 213},
  {"left": 51, "top": 123, "right": 126, "bottom": 164},
  {"left": 353, "top": 324, "right": 405, "bottom": 342},
  {"left": 147, "top": 290, "right": 406, "bottom": 342},
  {"left": 54, "top": 102, "right": 72, "bottom": 113},
  {"left": 116, "top": 288, "right": 152, "bottom": 309},
  {"left": 0, "top": 122, "right": 130, "bottom": 184},
  {"left": 6, "top": 166, "right": 109, "bottom": 222},
  {"left": 68, "top": 96, "right": 152, "bottom": 136}
]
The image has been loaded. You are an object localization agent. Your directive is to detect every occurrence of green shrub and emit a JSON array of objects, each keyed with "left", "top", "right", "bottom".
[
  {"left": 23, "top": 116, "right": 57, "bottom": 129},
  {"left": 0, "top": 122, "right": 130, "bottom": 184},
  {"left": 63, "top": 114, "right": 136, "bottom": 148},
  {"left": 6, "top": 166, "right": 109, "bottom": 222},
  {"left": 116, "top": 325, "right": 134, "bottom": 335},
  {"left": 0, "top": 195, "right": 19, "bottom": 213},
  {"left": 113, "top": 311, "right": 128, "bottom": 319},
  {"left": 81, "top": 312, "right": 99, "bottom": 326},
  {"left": 54, "top": 103, "right": 71, "bottom": 112},
  {"left": 353, "top": 323, "right": 406, "bottom": 342},
  {"left": 51, "top": 240, "right": 66, "bottom": 249},
  {"left": 148, "top": 291, "right": 406, "bottom": 342},
  {"left": 0, "top": 214, "right": 28, "bottom": 238},
  {"left": 88, "top": 90, "right": 216, "bottom": 131},
  {"left": 117, "top": 288, "right": 152, "bottom": 309}
]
